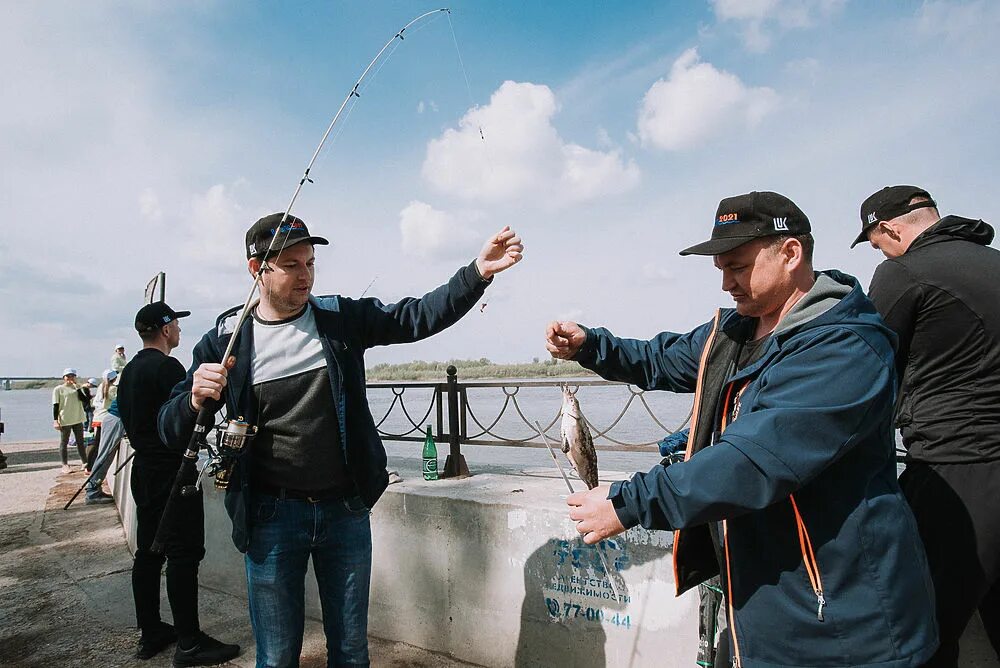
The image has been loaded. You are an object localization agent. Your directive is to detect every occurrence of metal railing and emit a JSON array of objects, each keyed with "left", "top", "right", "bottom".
[{"left": 367, "top": 365, "right": 692, "bottom": 475}]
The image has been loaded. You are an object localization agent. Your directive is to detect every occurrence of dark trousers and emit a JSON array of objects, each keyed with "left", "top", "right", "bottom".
[
  {"left": 130, "top": 460, "right": 206, "bottom": 645},
  {"left": 899, "top": 460, "right": 1000, "bottom": 667},
  {"left": 59, "top": 423, "right": 86, "bottom": 465}
]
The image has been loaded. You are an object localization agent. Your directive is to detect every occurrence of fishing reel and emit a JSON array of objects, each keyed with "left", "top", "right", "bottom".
[
  {"left": 184, "top": 417, "right": 257, "bottom": 495},
  {"left": 208, "top": 418, "right": 256, "bottom": 489}
]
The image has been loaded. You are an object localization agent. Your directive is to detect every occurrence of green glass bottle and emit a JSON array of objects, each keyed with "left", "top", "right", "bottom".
[{"left": 422, "top": 425, "right": 439, "bottom": 481}]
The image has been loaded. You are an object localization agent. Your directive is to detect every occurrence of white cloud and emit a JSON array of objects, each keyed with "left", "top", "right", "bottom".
[
  {"left": 139, "top": 187, "right": 163, "bottom": 223},
  {"left": 637, "top": 49, "right": 779, "bottom": 151},
  {"left": 916, "top": 0, "right": 1000, "bottom": 42},
  {"left": 641, "top": 263, "right": 677, "bottom": 284},
  {"left": 398, "top": 201, "right": 480, "bottom": 261},
  {"left": 422, "top": 80, "right": 639, "bottom": 206},
  {"left": 710, "top": 0, "right": 846, "bottom": 52},
  {"left": 184, "top": 181, "right": 253, "bottom": 270}
]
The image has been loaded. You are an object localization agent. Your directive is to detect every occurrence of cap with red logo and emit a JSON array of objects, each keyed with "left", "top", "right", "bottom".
[
  {"left": 679, "top": 191, "right": 811, "bottom": 256},
  {"left": 245, "top": 213, "right": 329, "bottom": 260}
]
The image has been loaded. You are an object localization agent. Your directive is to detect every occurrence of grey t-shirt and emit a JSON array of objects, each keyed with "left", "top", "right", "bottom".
[{"left": 250, "top": 305, "right": 348, "bottom": 491}]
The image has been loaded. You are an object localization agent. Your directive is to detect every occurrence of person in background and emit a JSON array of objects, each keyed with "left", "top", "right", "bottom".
[
  {"left": 853, "top": 184, "right": 1000, "bottom": 666},
  {"left": 118, "top": 302, "right": 240, "bottom": 665},
  {"left": 82, "top": 378, "right": 97, "bottom": 433},
  {"left": 84, "top": 390, "right": 122, "bottom": 505},
  {"left": 53, "top": 368, "right": 88, "bottom": 474},
  {"left": 111, "top": 344, "right": 127, "bottom": 374},
  {"left": 88, "top": 369, "right": 118, "bottom": 477}
]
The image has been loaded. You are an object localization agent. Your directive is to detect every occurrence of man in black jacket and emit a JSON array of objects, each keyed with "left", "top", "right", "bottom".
[
  {"left": 159, "top": 213, "right": 523, "bottom": 668},
  {"left": 854, "top": 185, "right": 1000, "bottom": 666},
  {"left": 119, "top": 302, "right": 240, "bottom": 666}
]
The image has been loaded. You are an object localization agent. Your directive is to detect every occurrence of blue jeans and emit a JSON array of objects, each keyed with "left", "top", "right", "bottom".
[{"left": 245, "top": 494, "right": 372, "bottom": 668}]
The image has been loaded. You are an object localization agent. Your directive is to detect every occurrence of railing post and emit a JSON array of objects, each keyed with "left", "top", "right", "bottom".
[{"left": 441, "top": 365, "right": 470, "bottom": 478}]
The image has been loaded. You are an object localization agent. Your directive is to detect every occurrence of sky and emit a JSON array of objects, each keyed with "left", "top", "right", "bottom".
[{"left": 2, "top": 1, "right": 999, "bottom": 378}]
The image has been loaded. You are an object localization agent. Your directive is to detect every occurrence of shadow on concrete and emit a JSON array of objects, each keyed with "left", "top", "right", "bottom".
[{"left": 4, "top": 445, "right": 62, "bottom": 467}]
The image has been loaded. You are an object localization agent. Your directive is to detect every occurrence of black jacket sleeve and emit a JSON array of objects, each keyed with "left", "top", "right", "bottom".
[{"left": 868, "top": 260, "right": 920, "bottom": 381}]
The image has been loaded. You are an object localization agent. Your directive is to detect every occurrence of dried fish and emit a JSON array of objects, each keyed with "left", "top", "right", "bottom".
[{"left": 560, "top": 385, "right": 599, "bottom": 489}]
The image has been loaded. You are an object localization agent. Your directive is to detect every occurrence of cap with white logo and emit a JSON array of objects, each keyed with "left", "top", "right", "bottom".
[{"left": 679, "top": 191, "right": 811, "bottom": 256}]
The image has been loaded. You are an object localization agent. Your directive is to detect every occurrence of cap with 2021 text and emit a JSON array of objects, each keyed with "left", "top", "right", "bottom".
[{"left": 679, "top": 191, "right": 811, "bottom": 256}]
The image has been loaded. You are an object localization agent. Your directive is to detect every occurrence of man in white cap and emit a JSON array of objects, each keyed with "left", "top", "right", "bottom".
[
  {"left": 111, "top": 344, "right": 127, "bottom": 374},
  {"left": 52, "top": 368, "right": 88, "bottom": 473}
]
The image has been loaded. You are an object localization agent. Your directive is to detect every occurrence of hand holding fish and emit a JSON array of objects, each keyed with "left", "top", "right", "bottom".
[
  {"left": 545, "top": 321, "right": 586, "bottom": 359},
  {"left": 567, "top": 484, "right": 626, "bottom": 545},
  {"left": 475, "top": 226, "right": 524, "bottom": 280}
]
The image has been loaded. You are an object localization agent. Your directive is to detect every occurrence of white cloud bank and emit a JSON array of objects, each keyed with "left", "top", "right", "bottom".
[
  {"left": 422, "top": 80, "right": 640, "bottom": 207},
  {"left": 399, "top": 201, "right": 480, "bottom": 261},
  {"left": 710, "top": 0, "right": 846, "bottom": 52},
  {"left": 637, "top": 49, "right": 778, "bottom": 151}
]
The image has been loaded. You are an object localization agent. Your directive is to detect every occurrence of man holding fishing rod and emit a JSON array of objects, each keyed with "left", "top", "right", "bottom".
[
  {"left": 546, "top": 191, "right": 938, "bottom": 667},
  {"left": 159, "top": 213, "right": 523, "bottom": 667}
]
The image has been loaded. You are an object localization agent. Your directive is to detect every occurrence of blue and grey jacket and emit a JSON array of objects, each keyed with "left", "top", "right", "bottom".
[
  {"left": 575, "top": 270, "right": 937, "bottom": 668},
  {"left": 158, "top": 261, "right": 490, "bottom": 552}
]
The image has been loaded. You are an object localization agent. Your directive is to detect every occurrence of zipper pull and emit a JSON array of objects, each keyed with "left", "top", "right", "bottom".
[{"left": 815, "top": 590, "right": 826, "bottom": 621}]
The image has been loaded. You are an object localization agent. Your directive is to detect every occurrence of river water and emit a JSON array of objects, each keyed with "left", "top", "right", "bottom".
[{"left": 1, "top": 381, "right": 901, "bottom": 477}]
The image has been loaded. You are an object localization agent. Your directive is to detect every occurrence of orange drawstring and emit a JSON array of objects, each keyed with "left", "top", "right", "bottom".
[{"left": 790, "top": 495, "right": 826, "bottom": 621}]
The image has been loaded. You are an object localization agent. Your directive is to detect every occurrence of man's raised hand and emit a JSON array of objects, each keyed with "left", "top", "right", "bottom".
[{"left": 475, "top": 226, "right": 524, "bottom": 280}]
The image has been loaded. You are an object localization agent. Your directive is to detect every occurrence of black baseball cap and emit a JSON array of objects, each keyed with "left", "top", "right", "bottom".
[
  {"left": 852, "top": 185, "right": 936, "bottom": 248},
  {"left": 135, "top": 301, "right": 191, "bottom": 333},
  {"left": 245, "top": 213, "right": 329, "bottom": 260},
  {"left": 679, "top": 191, "right": 811, "bottom": 256}
]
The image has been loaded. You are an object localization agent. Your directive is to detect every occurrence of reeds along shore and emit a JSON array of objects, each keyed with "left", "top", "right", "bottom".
[{"left": 366, "top": 358, "right": 595, "bottom": 382}]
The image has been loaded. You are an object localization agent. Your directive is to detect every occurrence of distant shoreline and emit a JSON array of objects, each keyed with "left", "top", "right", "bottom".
[
  {"left": 365, "top": 359, "right": 595, "bottom": 382},
  {"left": 3, "top": 361, "right": 594, "bottom": 389},
  {"left": 4, "top": 379, "right": 61, "bottom": 391}
]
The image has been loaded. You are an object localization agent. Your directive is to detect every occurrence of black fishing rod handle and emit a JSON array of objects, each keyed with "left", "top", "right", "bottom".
[{"left": 150, "top": 400, "right": 218, "bottom": 554}]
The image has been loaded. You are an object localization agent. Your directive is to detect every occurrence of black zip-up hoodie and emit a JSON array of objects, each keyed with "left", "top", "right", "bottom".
[{"left": 868, "top": 215, "right": 1000, "bottom": 463}]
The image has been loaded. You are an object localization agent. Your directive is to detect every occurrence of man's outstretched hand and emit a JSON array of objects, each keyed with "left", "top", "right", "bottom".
[
  {"left": 476, "top": 226, "right": 524, "bottom": 280},
  {"left": 545, "top": 321, "right": 587, "bottom": 360}
]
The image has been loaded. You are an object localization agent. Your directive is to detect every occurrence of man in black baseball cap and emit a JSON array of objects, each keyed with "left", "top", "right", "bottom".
[
  {"left": 134, "top": 301, "right": 191, "bottom": 334},
  {"left": 245, "top": 212, "right": 329, "bottom": 260},
  {"left": 544, "top": 190, "right": 938, "bottom": 666},
  {"left": 851, "top": 185, "right": 936, "bottom": 250},
  {"left": 855, "top": 184, "right": 1000, "bottom": 665},
  {"left": 119, "top": 300, "right": 240, "bottom": 663}
]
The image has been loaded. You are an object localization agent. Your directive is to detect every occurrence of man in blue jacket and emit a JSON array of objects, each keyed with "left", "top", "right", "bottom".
[
  {"left": 159, "top": 213, "right": 523, "bottom": 668},
  {"left": 546, "top": 191, "right": 937, "bottom": 667}
]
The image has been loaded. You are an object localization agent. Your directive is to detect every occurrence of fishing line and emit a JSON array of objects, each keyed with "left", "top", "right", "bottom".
[{"left": 444, "top": 8, "right": 508, "bottom": 328}]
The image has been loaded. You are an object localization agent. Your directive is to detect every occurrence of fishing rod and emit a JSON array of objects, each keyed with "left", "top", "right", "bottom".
[
  {"left": 151, "top": 8, "right": 452, "bottom": 554},
  {"left": 533, "top": 421, "right": 622, "bottom": 601}
]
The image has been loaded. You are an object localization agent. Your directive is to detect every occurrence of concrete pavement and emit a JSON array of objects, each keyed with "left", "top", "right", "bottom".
[{"left": 0, "top": 439, "right": 479, "bottom": 668}]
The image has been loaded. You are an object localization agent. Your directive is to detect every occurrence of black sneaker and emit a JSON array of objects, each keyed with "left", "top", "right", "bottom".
[
  {"left": 85, "top": 493, "right": 114, "bottom": 505},
  {"left": 172, "top": 632, "right": 240, "bottom": 667},
  {"left": 136, "top": 621, "right": 177, "bottom": 660}
]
